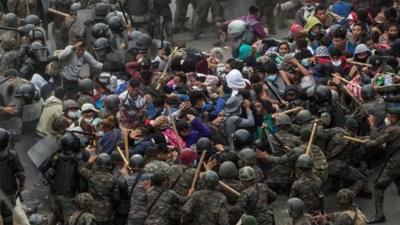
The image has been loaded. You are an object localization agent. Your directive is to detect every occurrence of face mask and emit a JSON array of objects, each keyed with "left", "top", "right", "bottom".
[
  {"left": 68, "top": 110, "right": 80, "bottom": 120},
  {"left": 310, "top": 31, "right": 317, "bottom": 37},
  {"left": 384, "top": 117, "right": 391, "bottom": 126},
  {"left": 267, "top": 74, "right": 278, "bottom": 82},
  {"left": 84, "top": 117, "right": 93, "bottom": 124},
  {"left": 192, "top": 159, "right": 197, "bottom": 167},
  {"left": 332, "top": 60, "right": 342, "bottom": 67},
  {"left": 304, "top": 5, "right": 315, "bottom": 11},
  {"left": 134, "top": 139, "right": 141, "bottom": 145},
  {"left": 172, "top": 84, "right": 177, "bottom": 89},
  {"left": 301, "top": 58, "right": 310, "bottom": 67},
  {"left": 98, "top": 131, "right": 104, "bottom": 137}
]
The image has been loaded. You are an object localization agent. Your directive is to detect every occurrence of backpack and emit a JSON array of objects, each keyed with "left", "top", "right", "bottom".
[
  {"left": 231, "top": 23, "right": 256, "bottom": 58},
  {"left": 343, "top": 208, "right": 368, "bottom": 225}
]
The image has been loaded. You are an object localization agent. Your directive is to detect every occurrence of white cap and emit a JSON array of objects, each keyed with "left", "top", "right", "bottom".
[{"left": 81, "top": 103, "right": 99, "bottom": 113}]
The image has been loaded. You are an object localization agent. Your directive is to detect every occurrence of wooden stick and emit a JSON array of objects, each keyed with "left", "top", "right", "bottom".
[
  {"left": 25, "top": 0, "right": 30, "bottom": 15},
  {"left": 346, "top": 60, "right": 372, "bottom": 68},
  {"left": 189, "top": 150, "right": 207, "bottom": 195},
  {"left": 166, "top": 105, "right": 183, "bottom": 152},
  {"left": 306, "top": 121, "right": 318, "bottom": 156},
  {"left": 156, "top": 47, "right": 179, "bottom": 91},
  {"left": 48, "top": 8, "right": 71, "bottom": 18},
  {"left": 219, "top": 181, "right": 240, "bottom": 197},
  {"left": 117, "top": 146, "right": 129, "bottom": 165},
  {"left": 341, "top": 85, "right": 370, "bottom": 115},
  {"left": 280, "top": 107, "right": 303, "bottom": 115},
  {"left": 332, "top": 73, "right": 362, "bottom": 89},
  {"left": 124, "top": 130, "right": 129, "bottom": 161},
  {"left": 343, "top": 136, "right": 369, "bottom": 144}
]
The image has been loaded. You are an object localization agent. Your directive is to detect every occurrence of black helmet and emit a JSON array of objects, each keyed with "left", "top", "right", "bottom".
[
  {"left": 14, "top": 83, "right": 36, "bottom": 103},
  {"left": 299, "top": 127, "right": 311, "bottom": 142},
  {"left": 315, "top": 85, "right": 332, "bottom": 104},
  {"left": 24, "top": 15, "right": 40, "bottom": 26},
  {"left": 20, "top": 24, "right": 35, "bottom": 36},
  {"left": 96, "top": 153, "right": 112, "bottom": 170},
  {"left": 28, "top": 29, "right": 45, "bottom": 42},
  {"left": 93, "top": 37, "right": 110, "bottom": 50},
  {"left": 95, "top": 3, "right": 109, "bottom": 18},
  {"left": 294, "top": 110, "right": 314, "bottom": 125},
  {"left": 70, "top": 2, "right": 81, "bottom": 15},
  {"left": 103, "top": 94, "right": 120, "bottom": 112},
  {"left": 107, "top": 16, "right": 125, "bottom": 33},
  {"left": 132, "top": 33, "right": 152, "bottom": 51},
  {"left": 0, "top": 128, "right": 10, "bottom": 151},
  {"left": 30, "top": 41, "right": 48, "bottom": 62},
  {"left": 287, "top": 198, "right": 305, "bottom": 218},
  {"left": 218, "top": 161, "right": 238, "bottom": 178},
  {"left": 91, "top": 23, "right": 109, "bottom": 38},
  {"left": 196, "top": 137, "right": 212, "bottom": 152},
  {"left": 336, "top": 188, "right": 354, "bottom": 208},
  {"left": 78, "top": 78, "right": 94, "bottom": 95},
  {"left": 295, "top": 154, "right": 313, "bottom": 169},
  {"left": 60, "top": 132, "right": 80, "bottom": 153},
  {"left": 344, "top": 116, "right": 359, "bottom": 130},
  {"left": 130, "top": 154, "right": 145, "bottom": 169},
  {"left": 105, "top": 11, "right": 119, "bottom": 24},
  {"left": 154, "top": 39, "right": 172, "bottom": 55},
  {"left": 202, "top": 171, "right": 219, "bottom": 189},
  {"left": 3, "top": 13, "right": 17, "bottom": 27},
  {"left": 361, "top": 85, "right": 376, "bottom": 100},
  {"left": 232, "top": 129, "right": 252, "bottom": 150}
]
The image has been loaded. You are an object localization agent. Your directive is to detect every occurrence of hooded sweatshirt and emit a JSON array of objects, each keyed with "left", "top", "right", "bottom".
[{"left": 36, "top": 96, "right": 63, "bottom": 137}]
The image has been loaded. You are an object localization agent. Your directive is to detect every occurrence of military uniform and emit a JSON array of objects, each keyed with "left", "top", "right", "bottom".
[
  {"left": 192, "top": 0, "right": 224, "bottom": 39},
  {"left": 7, "top": 0, "right": 37, "bottom": 18},
  {"left": 182, "top": 189, "right": 230, "bottom": 225},
  {"left": 123, "top": 0, "right": 152, "bottom": 34},
  {"left": 234, "top": 183, "right": 277, "bottom": 225},
  {"left": 68, "top": 211, "right": 96, "bottom": 225},
  {"left": 256, "top": 0, "right": 278, "bottom": 34},
  {"left": 79, "top": 162, "right": 121, "bottom": 225},
  {"left": 367, "top": 120, "right": 400, "bottom": 221},
  {"left": 144, "top": 186, "right": 186, "bottom": 225},
  {"left": 167, "top": 164, "right": 195, "bottom": 197},
  {"left": 290, "top": 170, "right": 323, "bottom": 215},
  {"left": 322, "top": 127, "right": 367, "bottom": 196},
  {"left": 127, "top": 171, "right": 148, "bottom": 225},
  {"left": 174, "top": 0, "right": 196, "bottom": 31}
]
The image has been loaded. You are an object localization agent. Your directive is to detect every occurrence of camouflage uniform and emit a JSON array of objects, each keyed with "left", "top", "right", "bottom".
[
  {"left": 167, "top": 164, "right": 195, "bottom": 197},
  {"left": 62, "top": 15, "right": 82, "bottom": 46},
  {"left": 289, "top": 170, "right": 323, "bottom": 215},
  {"left": 182, "top": 189, "right": 230, "bottom": 225},
  {"left": 322, "top": 127, "right": 367, "bottom": 196},
  {"left": 7, "top": 0, "right": 37, "bottom": 18},
  {"left": 173, "top": 0, "right": 197, "bottom": 30},
  {"left": 295, "top": 144, "right": 328, "bottom": 183},
  {"left": 192, "top": 0, "right": 224, "bottom": 38},
  {"left": 353, "top": 97, "right": 386, "bottom": 135},
  {"left": 68, "top": 211, "right": 96, "bottom": 225},
  {"left": 367, "top": 120, "right": 400, "bottom": 219},
  {"left": 256, "top": 0, "right": 278, "bottom": 34},
  {"left": 127, "top": 171, "right": 148, "bottom": 225},
  {"left": 79, "top": 162, "right": 121, "bottom": 225},
  {"left": 293, "top": 214, "right": 315, "bottom": 225},
  {"left": 234, "top": 183, "right": 277, "bottom": 225},
  {"left": 221, "top": 178, "right": 243, "bottom": 225},
  {"left": 144, "top": 187, "right": 186, "bottom": 225},
  {"left": 269, "top": 129, "right": 301, "bottom": 154}
]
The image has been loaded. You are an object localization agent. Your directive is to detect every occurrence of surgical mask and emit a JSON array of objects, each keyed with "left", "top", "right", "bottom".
[
  {"left": 172, "top": 84, "right": 177, "bottom": 89},
  {"left": 332, "top": 60, "right": 342, "bottom": 67},
  {"left": 134, "top": 140, "right": 141, "bottom": 145},
  {"left": 310, "top": 31, "right": 317, "bottom": 37},
  {"left": 84, "top": 117, "right": 93, "bottom": 124},
  {"left": 267, "top": 74, "right": 278, "bottom": 82},
  {"left": 304, "top": 5, "right": 315, "bottom": 11},
  {"left": 98, "top": 131, "right": 104, "bottom": 137},
  {"left": 301, "top": 58, "right": 310, "bottom": 67},
  {"left": 384, "top": 117, "right": 391, "bottom": 126},
  {"left": 68, "top": 110, "right": 80, "bottom": 120}
]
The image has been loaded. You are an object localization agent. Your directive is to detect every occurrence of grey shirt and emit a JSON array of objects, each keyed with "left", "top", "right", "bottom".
[{"left": 58, "top": 45, "right": 103, "bottom": 81}]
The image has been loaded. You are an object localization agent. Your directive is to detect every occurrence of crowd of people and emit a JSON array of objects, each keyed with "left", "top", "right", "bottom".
[{"left": 1, "top": 0, "right": 400, "bottom": 225}]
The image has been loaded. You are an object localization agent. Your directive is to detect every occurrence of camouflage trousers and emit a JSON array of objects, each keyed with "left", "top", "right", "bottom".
[
  {"left": 48, "top": 194, "right": 76, "bottom": 225},
  {"left": 0, "top": 195, "right": 15, "bottom": 225},
  {"left": 328, "top": 161, "right": 367, "bottom": 196},
  {"left": 374, "top": 160, "right": 400, "bottom": 217},
  {"left": 127, "top": 218, "right": 145, "bottom": 225}
]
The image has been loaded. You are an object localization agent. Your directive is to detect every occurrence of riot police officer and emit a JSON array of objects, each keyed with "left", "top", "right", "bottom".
[
  {"left": 0, "top": 128, "right": 25, "bottom": 225},
  {"left": 232, "top": 129, "right": 253, "bottom": 151},
  {"left": 287, "top": 198, "right": 315, "bottom": 225}
]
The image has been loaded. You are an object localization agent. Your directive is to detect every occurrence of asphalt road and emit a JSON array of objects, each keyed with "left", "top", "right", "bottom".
[{"left": 11, "top": 0, "right": 400, "bottom": 224}]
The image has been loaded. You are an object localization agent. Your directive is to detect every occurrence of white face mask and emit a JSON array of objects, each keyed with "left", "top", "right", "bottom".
[
  {"left": 384, "top": 117, "right": 392, "bottom": 126},
  {"left": 332, "top": 60, "right": 342, "bottom": 67},
  {"left": 84, "top": 117, "right": 93, "bottom": 124},
  {"left": 98, "top": 131, "right": 104, "bottom": 137},
  {"left": 68, "top": 110, "right": 80, "bottom": 120}
]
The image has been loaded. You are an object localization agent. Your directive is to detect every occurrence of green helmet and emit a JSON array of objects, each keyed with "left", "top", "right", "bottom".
[
  {"left": 295, "top": 154, "right": 313, "bottom": 169},
  {"left": 275, "top": 113, "right": 292, "bottom": 126},
  {"left": 219, "top": 161, "right": 238, "bottom": 178},
  {"left": 75, "top": 192, "right": 94, "bottom": 211},
  {"left": 238, "top": 148, "right": 256, "bottom": 164},
  {"left": 238, "top": 166, "right": 256, "bottom": 181},
  {"left": 241, "top": 214, "right": 258, "bottom": 225},
  {"left": 203, "top": 171, "right": 219, "bottom": 189},
  {"left": 336, "top": 188, "right": 354, "bottom": 208},
  {"left": 299, "top": 127, "right": 312, "bottom": 142},
  {"left": 287, "top": 198, "right": 305, "bottom": 218},
  {"left": 361, "top": 85, "right": 376, "bottom": 100},
  {"left": 294, "top": 110, "right": 313, "bottom": 125}
]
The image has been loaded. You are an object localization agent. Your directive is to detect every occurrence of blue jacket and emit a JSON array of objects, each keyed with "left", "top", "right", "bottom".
[{"left": 184, "top": 118, "right": 212, "bottom": 147}]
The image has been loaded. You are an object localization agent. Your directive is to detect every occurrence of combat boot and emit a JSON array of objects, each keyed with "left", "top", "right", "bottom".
[{"left": 368, "top": 216, "right": 386, "bottom": 224}]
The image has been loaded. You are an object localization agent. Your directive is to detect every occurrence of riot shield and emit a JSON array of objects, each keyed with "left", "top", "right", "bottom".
[
  {"left": 27, "top": 136, "right": 60, "bottom": 168},
  {"left": 22, "top": 98, "right": 44, "bottom": 122}
]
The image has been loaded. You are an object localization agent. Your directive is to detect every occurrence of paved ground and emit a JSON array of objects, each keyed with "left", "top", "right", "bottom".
[{"left": 10, "top": 0, "right": 400, "bottom": 224}]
